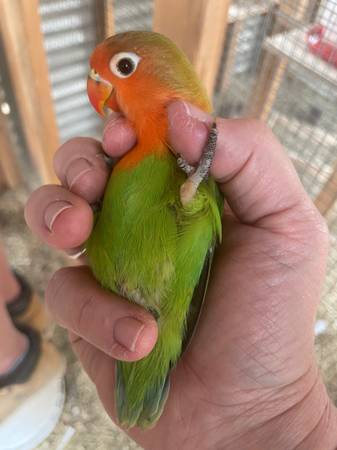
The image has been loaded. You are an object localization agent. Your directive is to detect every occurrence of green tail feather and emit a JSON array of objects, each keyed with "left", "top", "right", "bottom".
[
  {"left": 116, "top": 359, "right": 171, "bottom": 429},
  {"left": 115, "top": 247, "right": 215, "bottom": 429}
]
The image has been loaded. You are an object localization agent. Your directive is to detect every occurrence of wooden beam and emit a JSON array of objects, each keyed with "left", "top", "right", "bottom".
[
  {"left": 103, "top": 0, "right": 115, "bottom": 38},
  {"left": 153, "top": 0, "right": 232, "bottom": 97},
  {"left": 94, "top": 0, "right": 115, "bottom": 42},
  {"left": 315, "top": 164, "right": 337, "bottom": 216},
  {"left": 247, "top": 0, "right": 311, "bottom": 120},
  {"left": 279, "top": 0, "right": 311, "bottom": 21},
  {"left": 247, "top": 53, "right": 288, "bottom": 121},
  {"left": 0, "top": 162, "right": 7, "bottom": 191},
  {"left": 218, "top": 19, "right": 243, "bottom": 94},
  {"left": 0, "top": 112, "right": 21, "bottom": 189},
  {"left": 0, "top": 0, "right": 59, "bottom": 183}
]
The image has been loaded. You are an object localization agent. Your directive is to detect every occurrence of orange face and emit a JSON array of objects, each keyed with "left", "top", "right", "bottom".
[
  {"left": 87, "top": 31, "right": 211, "bottom": 150},
  {"left": 87, "top": 31, "right": 211, "bottom": 166}
]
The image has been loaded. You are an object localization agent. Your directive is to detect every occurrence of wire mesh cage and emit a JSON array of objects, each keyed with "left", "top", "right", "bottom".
[
  {"left": 215, "top": 0, "right": 337, "bottom": 401},
  {"left": 114, "top": 0, "right": 153, "bottom": 32}
]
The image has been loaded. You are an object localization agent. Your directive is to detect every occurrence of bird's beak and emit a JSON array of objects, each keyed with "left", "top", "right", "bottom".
[{"left": 87, "top": 69, "right": 120, "bottom": 117}]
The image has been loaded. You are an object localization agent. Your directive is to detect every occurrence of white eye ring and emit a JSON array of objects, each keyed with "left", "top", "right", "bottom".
[{"left": 109, "top": 52, "right": 140, "bottom": 78}]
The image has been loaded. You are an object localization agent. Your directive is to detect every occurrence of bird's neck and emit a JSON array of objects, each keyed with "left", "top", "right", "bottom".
[{"left": 115, "top": 106, "right": 170, "bottom": 171}]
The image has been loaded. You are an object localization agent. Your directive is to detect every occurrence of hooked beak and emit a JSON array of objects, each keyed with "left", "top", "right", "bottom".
[{"left": 87, "top": 69, "right": 120, "bottom": 117}]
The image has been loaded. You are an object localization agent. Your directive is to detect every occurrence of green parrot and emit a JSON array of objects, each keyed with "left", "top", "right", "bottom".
[{"left": 86, "top": 31, "right": 222, "bottom": 428}]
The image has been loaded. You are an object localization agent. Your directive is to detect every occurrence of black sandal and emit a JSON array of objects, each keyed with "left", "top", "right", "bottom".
[
  {"left": 0, "top": 325, "right": 41, "bottom": 388},
  {"left": 6, "top": 272, "right": 32, "bottom": 319}
]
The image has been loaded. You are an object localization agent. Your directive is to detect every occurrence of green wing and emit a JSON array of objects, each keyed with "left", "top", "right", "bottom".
[{"left": 86, "top": 152, "right": 222, "bottom": 428}]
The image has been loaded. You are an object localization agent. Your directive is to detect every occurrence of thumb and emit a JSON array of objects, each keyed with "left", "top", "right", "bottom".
[{"left": 167, "top": 100, "right": 317, "bottom": 230}]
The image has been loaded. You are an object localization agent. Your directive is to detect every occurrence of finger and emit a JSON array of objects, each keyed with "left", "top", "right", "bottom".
[
  {"left": 25, "top": 185, "right": 93, "bottom": 249},
  {"left": 53, "top": 137, "right": 110, "bottom": 204},
  {"left": 69, "top": 331, "right": 115, "bottom": 384},
  {"left": 69, "top": 332, "right": 116, "bottom": 419},
  {"left": 46, "top": 266, "right": 158, "bottom": 361},
  {"left": 167, "top": 101, "right": 320, "bottom": 231},
  {"left": 102, "top": 114, "right": 137, "bottom": 157}
]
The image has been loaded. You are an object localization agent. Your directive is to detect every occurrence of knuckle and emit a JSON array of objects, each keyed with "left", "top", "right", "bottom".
[
  {"left": 249, "top": 119, "right": 275, "bottom": 146},
  {"left": 305, "top": 207, "right": 330, "bottom": 250},
  {"left": 290, "top": 202, "right": 330, "bottom": 257},
  {"left": 74, "top": 294, "right": 95, "bottom": 334}
]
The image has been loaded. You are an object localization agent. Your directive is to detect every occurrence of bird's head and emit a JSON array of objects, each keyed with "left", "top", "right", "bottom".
[{"left": 87, "top": 31, "right": 210, "bottom": 126}]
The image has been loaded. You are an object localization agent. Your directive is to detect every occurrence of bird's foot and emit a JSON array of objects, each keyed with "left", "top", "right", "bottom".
[
  {"left": 177, "top": 155, "right": 195, "bottom": 175},
  {"left": 180, "top": 122, "right": 218, "bottom": 206}
]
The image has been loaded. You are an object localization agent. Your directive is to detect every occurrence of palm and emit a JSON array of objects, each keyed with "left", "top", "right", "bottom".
[{"left": 99, "top": 217, "right": 323, "bottom": 449}]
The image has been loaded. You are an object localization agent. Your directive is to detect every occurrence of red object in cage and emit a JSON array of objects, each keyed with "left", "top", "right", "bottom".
[
  {"left": 307, "top": 24, "right": 337, "bottom": 67},
  {"left": 307, "top": 24, "right": 337, "bottom": 68}
]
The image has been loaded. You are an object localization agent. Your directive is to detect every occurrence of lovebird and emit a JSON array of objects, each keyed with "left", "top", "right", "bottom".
[{"left": 86, "top": 31, "right": 222, "bottom": 428}]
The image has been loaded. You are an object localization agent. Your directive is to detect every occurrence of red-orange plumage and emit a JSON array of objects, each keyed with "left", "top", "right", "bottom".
[{"left": 89, "top": 32, "right": 210, "bottom": 170}]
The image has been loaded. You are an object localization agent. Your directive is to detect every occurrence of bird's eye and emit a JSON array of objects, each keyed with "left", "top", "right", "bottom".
[{"left": 109, "top": 52, "right": 140, "bottom": 78}]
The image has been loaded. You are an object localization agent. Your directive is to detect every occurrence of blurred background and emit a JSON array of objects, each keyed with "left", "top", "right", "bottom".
[{"left": 0, "top": 0, "right": 336, "bottom": 448}]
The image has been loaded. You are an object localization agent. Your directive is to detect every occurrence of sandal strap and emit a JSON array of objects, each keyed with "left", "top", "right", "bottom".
[
  {"left": 6, "top": 272, "right": 32, "bottom": 318},
  {"left": 0, "top": 325, "right": 41, "bottom": 388}
]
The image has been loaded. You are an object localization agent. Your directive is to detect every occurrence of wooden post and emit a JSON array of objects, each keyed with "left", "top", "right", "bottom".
[
  {"left": 153, "top": 0, "right": 232, "bottom": 97},
  {"left": 0, "top": 113, "right": 21, "bottom": 189},
  {"left": 103, "top": 0, "right": 115, "bottom": 38},
  {"left": 315, "top": 165, "right": 337, "bottom": 216},
  {"left": 0, "top": 163, "right": 7, "bottom": 190},
  {"left": 247, "top": 54, "right": 288, "bottom": 121},
  {"left": 247, "top": 0, "right": 310, "bottom": 120},
  {"left": 95, "top": 0, "right": 115, "bottom": 41},
  {"left": 218, "top": 20, "right": 243, "bottom": 94},
  {"left": 280, "top": 0, "right": 312, "bottom": 21},
  {"left": 0, "top": 0, "right": 59, "bottom": 183}
]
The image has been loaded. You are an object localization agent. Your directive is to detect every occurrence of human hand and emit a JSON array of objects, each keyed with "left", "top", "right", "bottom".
[{"left": 25, "top": 102, "right": 336, "bottom": 450}]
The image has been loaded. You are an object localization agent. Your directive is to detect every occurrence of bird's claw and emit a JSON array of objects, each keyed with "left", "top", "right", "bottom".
[
  {"left": 177, "top": 155, "right": 195, "bottom": 175},
  {"left": 180, "top": 122, "right": 218, "bottom": 206}
]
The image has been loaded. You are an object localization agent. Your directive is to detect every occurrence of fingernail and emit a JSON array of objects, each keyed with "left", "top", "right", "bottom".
[
  {"left": 44, "top": 201, "right": 73, "bottom": 232},
  {"left": 66, "top": 158, "right": 93, "bottom": 190},
  {"left": 114, "top": 317, "right": 145, "bottom": 352}
]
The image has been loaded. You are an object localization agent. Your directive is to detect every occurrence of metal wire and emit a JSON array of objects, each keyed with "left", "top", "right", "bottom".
[
  {"left": 214, "top": 0, "right": 337, "bottom": 403},
  {"left": 113, "top": 0, "right": 153, "bottom": 32}
]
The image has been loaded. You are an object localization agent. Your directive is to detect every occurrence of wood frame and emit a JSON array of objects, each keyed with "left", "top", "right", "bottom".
[
  {"left": 103, "top": 0, "right": 115, "bottom": 38},
  {"left": 218, "top": 19, "right": 243, "bottom": 93},
  {"left": 315, "top": 166, "right": 337, "bottom": 216},
  {"left": 0, "top": 113, "right": 21, "bottom": 189},
  {"left": 247, "top": 0, "right": 311, "bottom": 120},
  {"left": 0, "top": 0, "right": 59, "bottom": 183},
  {"left": 95, "top": 0, "right": 115, "bottom": 41},
  {"left": 153, "top": 0, "right": 232, "bottom": 97}
]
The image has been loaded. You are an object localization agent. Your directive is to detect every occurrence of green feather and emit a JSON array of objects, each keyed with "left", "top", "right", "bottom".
[
  {"left": 86, "top": 151, "right": 221, "bottom": 428},
  {"left": 86, "top": 31, "right": 222, "bottom": 428}
]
